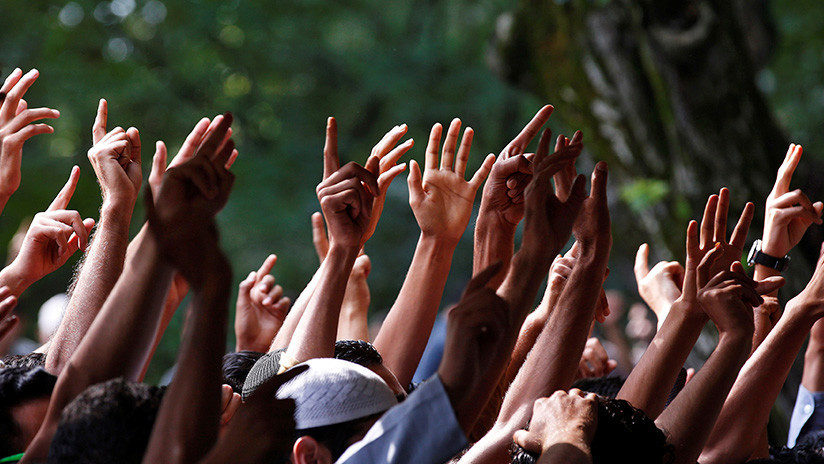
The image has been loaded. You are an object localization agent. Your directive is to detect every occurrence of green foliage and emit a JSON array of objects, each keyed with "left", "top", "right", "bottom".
[
  {"left": 0, "top": 0, "right": 543, "bottom": 382},
  {"left": 619, "top": 179, "right": 670, "bottom": 214}
]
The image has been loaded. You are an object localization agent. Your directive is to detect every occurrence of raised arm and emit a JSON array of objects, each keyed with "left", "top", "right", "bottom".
[
  {"left": 142, "top": 119, "right": 237, "bottom": 464},
  {"left": 474, "top": 105, "right": 553, "bottom": 288},
  {"left": 20, "top": 116, "right": 232, "bottom": 463},
  {"left": 280, "top": 117, "right": 378, "bottom": 367},
  {"left": 373, "top": 118, "right": 494, "bottom": 387},
  {"left": 271, "top": 123, "right": 408, "bottom": 350},
  {"left": 657, "top": 256, "right": 778, "bottom": 464},
  {"left": 45, "top": 99, "right": 142, "bottom": 374},
  {"left": 0, "top": 68, "right": 61, "bottom": 213},
  {"left": 617, "top": 189, "right": 752, "bottom": 419},
  {"left": 700, "top": 258, "right": 824, "bottom": 464}
]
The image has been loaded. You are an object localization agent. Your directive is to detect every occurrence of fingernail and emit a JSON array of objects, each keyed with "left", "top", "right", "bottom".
[
  {"left": 263, "top": 297, "right": 272, "bottom": 306},
  {"left": 258, "top": 284, "right": 268, "bottom": 291}
]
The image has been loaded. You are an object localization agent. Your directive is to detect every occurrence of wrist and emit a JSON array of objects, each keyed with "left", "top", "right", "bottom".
[
  {"left": 0, "top": 261, "right": 32, "bottom": 296},
  {"left": 477, "top": 207, "right": 519, "bottom": 234},
  {"left": 417, "top": 233, "right": 459, "bottom": 260}
]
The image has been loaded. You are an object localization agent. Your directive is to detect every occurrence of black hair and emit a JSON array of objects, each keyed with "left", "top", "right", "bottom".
[
  {"left": 510, "top": 397, "right": 674, "bottom": 464},
  {"left": 293, "top": 412, "right": 382, "bottom": 462},
  {"left": 47, "top": 378, "right": 166, "bottom": 464},
  {"left": 222, "top": 350, "right": 264, "bottom": 394},
  {"left": 0, "top": 366, "right": 56, "bottom": 456},
  {"left": 748, "top": 431, "right": 824, "bottom": 464},
  {"left": 1, "top": 352, "right": 46, "bottom": 369},
  {"left": 334, "top": 340, "right": 382, "bottom": 367},
  {"left": 571, "top": 376, "right": 625, "bottom": 399}
]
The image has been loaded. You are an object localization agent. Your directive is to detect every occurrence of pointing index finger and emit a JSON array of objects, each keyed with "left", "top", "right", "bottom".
[
  {"left": 47, "top": 166, "right": 80, "bottom": 211},
  {"left": 323, "top": 117, "right": 339, "bottom": 180},
  {"left": 92, "top": 99, "right": 108, "bottom": 144}
]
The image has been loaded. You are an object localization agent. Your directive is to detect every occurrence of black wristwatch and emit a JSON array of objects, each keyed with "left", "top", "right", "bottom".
[{"left": 747, "top": 239, "right": 790, "bottom": 271}]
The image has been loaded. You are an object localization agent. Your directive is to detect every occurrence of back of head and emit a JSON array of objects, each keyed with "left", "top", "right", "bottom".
[
  {"left": 571, "top": 376, "right": 625, "bottom": 399},
  {"left": 1, "top": 353, "right": 46, "bottom": 369},
  {"left": 0, "top": 366, "right": 56, "bottom": 456},
  {"left": 334, "top": 340, "right": 382, "bottom": 367},
  {"left": 48, "top": 378, "right": 165, "bottom": 464},
  {"left": 591, "top": 397, "right": 673, "bottom": 464},
  {"left": 749, "top": 431, "right": 824, "bottom": 464},
  {"left": 222, "top": 350, "right": 264, "bottom": 394}
]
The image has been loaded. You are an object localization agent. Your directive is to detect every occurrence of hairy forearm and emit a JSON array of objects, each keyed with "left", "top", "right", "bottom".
[
  {"left": 702, "top": 309, "right": 814, "bottom": 464},
  {"left": 474, "top": 213, "right": 516, "bottom": 287},
  {"left": 46, "top": 205, "right": 132, "bottom": 374},
  {"left": 143, "top": 273, "right": 231, "bottom": 464},
  {"left": 539, "top": 443, "right": 593, "bottom": 464},
  {"left": 374, "top": 234, "right": 456, "bottom": 387},
  {"left": 617, "top": 307, "right": 706, "bottom": 419},
  {"left": 803, "top": 321, "right": 824, "bottom": 391},
  {"left": 25, "top": 232, "right": 172, "bottom": 462},
  {"left": 285, "top": 245, "right": 357, "bottom": 363},
  {"left": 658, "top": 332, "right": 751, "bottom": 464}
]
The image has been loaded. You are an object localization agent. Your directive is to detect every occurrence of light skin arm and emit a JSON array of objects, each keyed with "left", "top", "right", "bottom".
[
  {"left": 235, "top": 254, "right": 291, "bottom": 352},
  {"left": 271, "top": 123, "right": 409, "bottom": 350},
  {"left": 282, "top": 117, "right": 378, "bottom": 365},
  {"left": 45, "top": 99, "right": 142, "bottom": 375},
  {"left": 617, "top": 189, "right": 753, "bottom": 419},
  {"left": 633, "top": 243, "right": 684, "bottom": 330},
  {"left": 474, "top": 105, "right": 553, "bottom": 288},
  {"left": 0, "top": 68, "right": 61, "bottom": 213},
  {"left": 374, "top": 118, "right": 494, "bottom": 387}
]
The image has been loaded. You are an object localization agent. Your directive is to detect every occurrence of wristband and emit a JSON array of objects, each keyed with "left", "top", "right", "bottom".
[{"left": 747, "top": 239, "right": 790, "bottom": 271}]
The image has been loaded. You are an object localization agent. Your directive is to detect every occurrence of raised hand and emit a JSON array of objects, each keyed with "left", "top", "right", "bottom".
[
  {"left": 408, "top": 119, "right": 494, "bottom": 243},
  {"left": 235, "top": 254, "right": 291, "bottom": 353},
  {"left": 761, "top": 143, "right": 823, "bottom": 258},
  {"left": 786, "top": 243, "right": 824, "bottom": 321},
  {"left": 317, "top": 117, "right": 379, "bottom": 249},
  {"left": 0, "top": 68, "right": 60, "bottom": 205},
  {"left": 519, "top": 128, "right": 587, "bottom": 264},
  {"left": 513, "top": 390, "right": 598, "bottom": 458},
  {"left": 146, "top": 113, "right": 235, "bottom": 287},
  {"left": 88, "top": 99, "right": 142, "bottom": 207},
  {"left": 697, "top": 188, "right": 754, "bottom": 277},
  {"left": 479, "top": 105, "right": 554, "bottom": 227},
  {"left": 362, "top": 124, "right": 413, "bottom": 242},
  {"left": 7, "top": 167, "right": 94, "bottom": 291},
  {"left": 634, "top": 243, "right": 684, "bottom": 326},
  {"left": 148, "top": 117, "right": 237, "bottom": 200},
  {"left": 577, "top": 337, "right": 617, "bottom": 379}
]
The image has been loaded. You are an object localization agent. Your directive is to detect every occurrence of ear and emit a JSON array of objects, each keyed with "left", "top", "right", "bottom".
[{"left": 293, "top": 436, "right": 334, "bottom": 464}]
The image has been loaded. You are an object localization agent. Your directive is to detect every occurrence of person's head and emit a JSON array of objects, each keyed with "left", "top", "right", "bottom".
[
  {"left": 571, "top": 375, "right": 624, "bottom": 399},
  {"left": 334, "top": 339, "right": 406, "bottom": 399},
  {"left": 748, "top": 431, "right": 824, "bottom": 464},
  {"left": 510, "top": 397, "right": 674, "bottom": 464},
  {"left": 0, "top": 367, "right": 56, "bottom": 457},
  {"left": 222, "top": 350, "right": 264, "bottom": 394},
  {"left": 47, "top": 378, "right": 165, "bottom": 464},
  {"left": 273, "top": 358, "right": 398, "bottom": 464}
]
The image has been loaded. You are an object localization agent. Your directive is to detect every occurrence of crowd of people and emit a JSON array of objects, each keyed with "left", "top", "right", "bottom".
[{"left": 0, "top": 64, "right": 823, "bottom": 464}]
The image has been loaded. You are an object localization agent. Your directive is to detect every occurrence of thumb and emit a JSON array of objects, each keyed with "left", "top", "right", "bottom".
[
  {"left": 634, "top": 243, "right": 650, "bottom": 280},
  {"left": 512, "top": 429, "right": 541, "bottom": 454}
]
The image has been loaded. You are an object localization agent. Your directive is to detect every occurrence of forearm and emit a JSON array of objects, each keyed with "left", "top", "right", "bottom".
[
  {"left": 457, "top": 425, "right": 514, "bottom": 464},
  {"left": 499, "top": 254, "right": 605, "bottom": 425},
  {"left": 701, "top": 310, "right": 812, "bottom": 464},
  {"left": 25, "top": 234, "right": 171, "bottom": 462},
  {"left": 143, "top": 276, "right": 231, "bottom": 464},
  {"left": 506, "top": 309, "right": 549, "bottom": 385},
  {"left": 474, "top": 213, "right": 516, "bottom": 287},
  {"left": 46, "top": 204, "right": 132, "bottom": 373},
  {"left": 271, "top": 261, "right": 324, "bottom": 350},
  {"left": 373, "top": 234, "right": 457, "bottom": 386},
  {"left": 802, "top": 320, "right": 824, "bottom": 391},
  {"left": 657, "top": 332, "right": 751, "bottom": 464},
  {"left": 617, "top": 307, "right": 706, "bottom": 419},
  {"left": 285, "top": 245, "right": 357, "bottom": 363}
]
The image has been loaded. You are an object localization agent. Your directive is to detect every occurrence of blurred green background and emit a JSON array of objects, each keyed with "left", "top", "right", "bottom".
[{"left": 0, "top": 0, "right": 823, "bottom": 390}]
